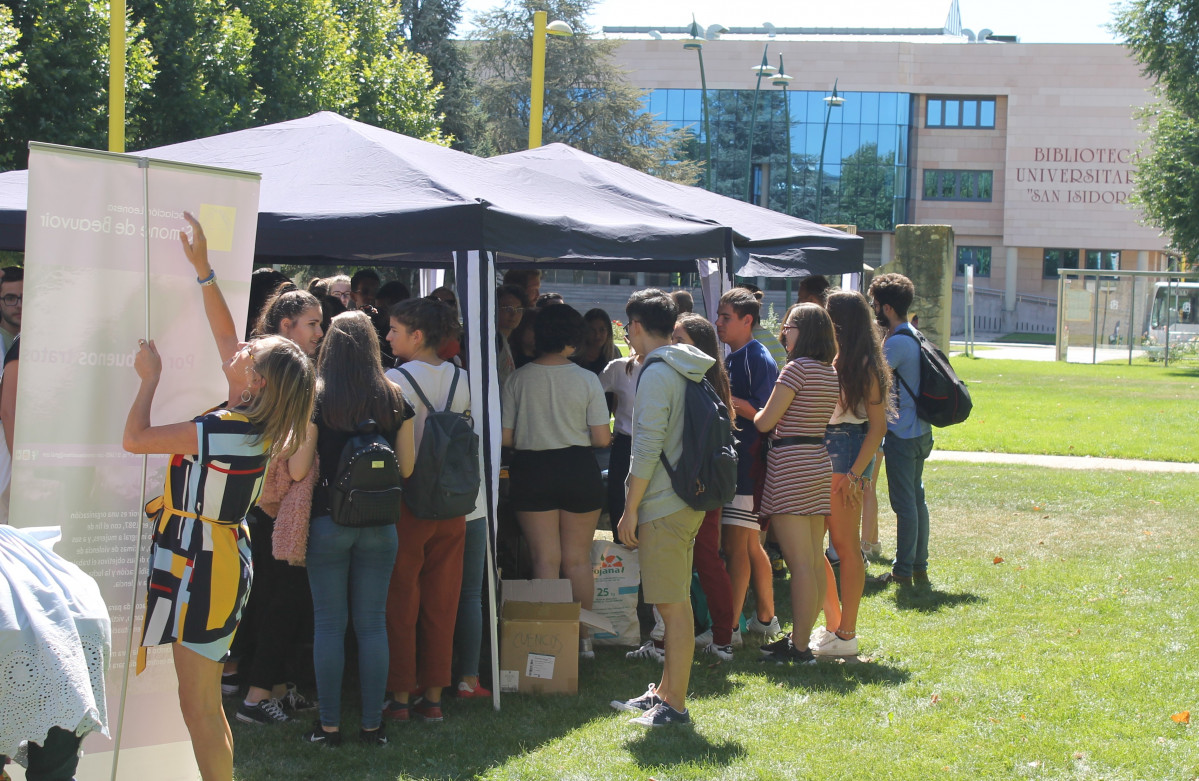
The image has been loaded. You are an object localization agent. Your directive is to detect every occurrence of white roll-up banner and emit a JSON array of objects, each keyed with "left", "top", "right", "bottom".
[{"left": 17, "top": 143, "right": 261, "bottom": 780}]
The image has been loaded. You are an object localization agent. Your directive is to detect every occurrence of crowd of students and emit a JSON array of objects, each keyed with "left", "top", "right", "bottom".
[{"left": 108, "top": 210, "right": 936, "bottom": 778}]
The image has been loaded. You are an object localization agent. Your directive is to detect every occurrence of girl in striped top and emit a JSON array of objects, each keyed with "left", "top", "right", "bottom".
[{"left": 753, "top": 303, "right": 840, "bottom": 663}]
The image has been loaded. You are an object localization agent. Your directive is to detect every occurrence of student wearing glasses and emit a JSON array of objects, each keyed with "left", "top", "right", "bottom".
[{"left": 496, "top": 284, "right": 525, "bottom": 387}]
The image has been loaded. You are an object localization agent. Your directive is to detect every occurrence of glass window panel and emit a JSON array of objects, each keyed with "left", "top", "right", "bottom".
[
  {"left": 939, "top": 171, "right": 956, "bottom": 199},
  {"left": 839, "top": 125, "right": 860, "bottom": 161},
  {"left": 980, "top": 99, "right": 996, "bottom": 127},
  {"left": 878, "top": 92, "right": 898, "bottom": 123},
  {"left": 860, "top": 92, "right": 880, "bottom": 123},
  {"left": 858, "top": 123, "right": 879, "bottom": 150},
  {"left": 899, "top": 94, "right": 911, "bottom": 124},
  {"left": 944, "top": 99, "right": 960, "bottom": 126},
  {"left": 979, "top": 171, "right": 993, "bottom": 199},
  {"left": 960, "top": 172, "right": 975, "bottom": 199},
  {"left": 876, "top": 126, "right": 897, "bottom": 157},
  {"left": 824, "top": 131, "right": 842, "bottom": 163},
  {"left": 841, "top": 92, "right": 861, "bottom": 123},
  {"left": 923, "top": 170, "right": 938, "bottom": 199},
  {"left": 962, "top": 100, "right": 978, "bottom": 127},
  {"left": 648, "top": 89, "right": 667, "bottom": 118},
  {"left": 807, "top": 91, "right": 827, "bottom": 119},
  {"left": 684, "top": 89, "right": 701, "bottom": 122},
  {"left": 666, "top": 89, "right": 685, "bottom": 119},
  {"left": 805, "top": 123, "right": 824, "bottom": 155},
  {"left": 1042, "top": 249, "right": 1060, "bottom": 277},
  {"left": 897, "top": 128, "right": 907, "bottom": 160},
  {"left": 927, "top": 98, "right": 942, "bottom": 127}
]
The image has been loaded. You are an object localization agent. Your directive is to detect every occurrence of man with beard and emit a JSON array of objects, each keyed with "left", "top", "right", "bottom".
[{"left": 868, "top": 273, "right": 932, "bottom": 588}]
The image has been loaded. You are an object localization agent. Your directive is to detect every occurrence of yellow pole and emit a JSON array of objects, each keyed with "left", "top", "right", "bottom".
[
  {"left": 528, "top": 10, "right": 547, "bottom": 149},
  {"left": 109, "top": 0, "right": 126, "bottom": 152}
]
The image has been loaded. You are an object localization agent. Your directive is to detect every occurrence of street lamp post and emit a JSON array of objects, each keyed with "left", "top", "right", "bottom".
[
  {"left": 815, "top": 79, "right": 845, "bottom": 224},
  {"left": 771, "top": 55, "right": 794, "bottom": 306},
  {"left": 684, "top": 17, "right": 713, "bottom": 191},
  {"left": 528, "top": 11, "right": 575, "bottom": 150},
  {"left": 743, "top": 45, "right": 776, "bottom": 204}
]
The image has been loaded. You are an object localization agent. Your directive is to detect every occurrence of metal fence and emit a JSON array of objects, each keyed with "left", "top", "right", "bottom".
[{"left": 1055, "top": 269, "right": 1199, "bottom": 366}]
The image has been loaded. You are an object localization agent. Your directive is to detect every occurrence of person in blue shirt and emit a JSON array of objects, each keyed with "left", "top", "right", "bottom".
[
  {"left": 715, "top": 288, "right": 782, "bottom": 644},
  {"left": 869, "top": 273, "right": 933, "bottom": 587}
]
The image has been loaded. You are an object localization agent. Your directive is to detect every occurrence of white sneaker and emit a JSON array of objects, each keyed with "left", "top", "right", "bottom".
[
  {"left": 861, "top": 541, "right": 882, "bottom": 558},
  {"left": 700, "top": 642, "right": 734, "bottom": 662},
  {"left": 730, "top": 629, "right": 743, "bottom": 648},
  {"left": 812, "top": 633, "right": 858, "bottom": 657},
  {"left": 809, "top": 626, "right": 836, "bottom": 649},
  {"left": 747, "top": 615, "right": 782, "bottom": 637},
  {"left": 694, "top": 628, "right": 713, "bottom": 647},
  {"left": 625, "top": 641, "right": 665, "bottom": 662}
]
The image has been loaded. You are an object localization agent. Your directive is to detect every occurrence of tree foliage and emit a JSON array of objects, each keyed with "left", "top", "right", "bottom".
[
  {"left": 0, "top": 0, "right": 155, "bottom": 168},
  {"left": 470, "top": 0, "right": 701, "bottom": 184},
  {"left": 400, "top": 0, "right": 475, "bottom": 148},
  {"left": 1114, "top": 0, "right": 1199, "bottom": 257},
  {"left": 0, "top": 0, "right": 449, "bottom": 170}
]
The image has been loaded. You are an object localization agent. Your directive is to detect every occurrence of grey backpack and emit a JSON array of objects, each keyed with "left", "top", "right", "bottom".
[{"left": 395, "top": 367, "right": 481, "bottom": 520}]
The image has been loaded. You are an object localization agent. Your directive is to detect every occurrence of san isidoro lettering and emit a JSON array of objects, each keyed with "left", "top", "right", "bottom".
[{"left": 1019, "top": 146, "right": 1136, "bottom": 207}]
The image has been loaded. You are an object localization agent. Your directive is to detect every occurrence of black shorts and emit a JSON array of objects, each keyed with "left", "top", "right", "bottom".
[{"left": 508, "top": 446, "right": 604, "bottom": 514}]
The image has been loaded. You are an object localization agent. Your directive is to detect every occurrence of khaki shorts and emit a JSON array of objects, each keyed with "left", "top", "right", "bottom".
[{"left": 639, "top": 506, "right": 704, "bottom": 605}]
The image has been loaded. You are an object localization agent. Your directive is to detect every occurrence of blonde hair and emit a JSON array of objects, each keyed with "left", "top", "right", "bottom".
[{"left": 242, "top": 335, "right": 316, "bottom": 461}]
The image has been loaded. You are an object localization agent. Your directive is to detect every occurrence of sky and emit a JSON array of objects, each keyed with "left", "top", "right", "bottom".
[{"left": 456, "top": 0, "right": 1124, "bottom": 44}]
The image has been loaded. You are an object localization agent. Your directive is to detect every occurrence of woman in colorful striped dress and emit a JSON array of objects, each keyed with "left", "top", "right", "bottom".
[
  {"left": 753, "top": 303, "right": 841, "bottom": 664},
  {"left": 123, "top": 213, "right": 315, "bottom": 781}
]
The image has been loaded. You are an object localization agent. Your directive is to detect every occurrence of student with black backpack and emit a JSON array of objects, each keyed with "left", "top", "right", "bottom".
[
  {"left": 288, "top": 311, "right": 416, "bottom": 747},
  {"left": 382, "top": 298, "right": 477, "bottom": 723},
  {"left": 869, "top": 273, "right": 934, "bottom": 588}
]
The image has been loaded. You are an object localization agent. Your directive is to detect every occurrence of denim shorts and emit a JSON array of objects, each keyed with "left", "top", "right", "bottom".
[{"left": 824, "top": 423, "right": 875, "bottom": 479}]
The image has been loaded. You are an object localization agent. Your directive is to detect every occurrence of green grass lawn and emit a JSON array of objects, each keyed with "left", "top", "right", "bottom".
[
  {"left": 229, "top": 464, "right": 1199, "bottom": 780},
  {"left": 933, "top": 358, "right": 1199, "bottom": 462}
]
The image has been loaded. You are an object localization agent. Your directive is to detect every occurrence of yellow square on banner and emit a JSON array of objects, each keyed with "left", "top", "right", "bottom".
[{"left": 198, "top": 204, "right": 237, "bottom": 252}]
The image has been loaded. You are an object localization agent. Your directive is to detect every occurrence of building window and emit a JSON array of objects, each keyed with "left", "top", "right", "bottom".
[
  {"left": 1043, "top": 248, "right": 1080, "bottom": 278},
  {"left": 1085, "top": 250, "right": 1120, "bottom": 271},
  {"left": 926, "top": 97, "right": 996, "bottom": 128},
  {"left": 922, "top": 170, "right": 993, "bottom": 201},
  {"left": 956, "top": 246, "right": 992, "bottom": 277}
]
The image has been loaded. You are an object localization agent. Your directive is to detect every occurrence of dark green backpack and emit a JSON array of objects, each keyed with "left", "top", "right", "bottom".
[{"left": 395, "top": 367, "right": 481, "bottom": 520}]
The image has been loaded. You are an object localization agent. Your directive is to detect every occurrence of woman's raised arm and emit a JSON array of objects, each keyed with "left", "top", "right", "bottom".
[{"left": 180, "top": 212, "right": 239, "bottom": 364}]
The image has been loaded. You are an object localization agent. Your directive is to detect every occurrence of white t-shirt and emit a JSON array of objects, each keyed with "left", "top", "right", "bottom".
[
  {"left": 501, "top": 361, "right": 608, "bottom": 451},
  {"left": 599, "top": 357, "right": 642, "bottom": 436}
]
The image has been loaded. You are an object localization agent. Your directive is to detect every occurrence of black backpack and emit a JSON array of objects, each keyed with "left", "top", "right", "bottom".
[
  {"left": 328, "top": 419, "right": 404, "bottom": 527},
  {"left": 892, "top": 329, "right": 973, "bottom": 427},
  {"left": 395, "top": 367, "right": 481, "bottom": 520},
  {"left": 640, "top": 354, "right": 738, "bottom": 511}
]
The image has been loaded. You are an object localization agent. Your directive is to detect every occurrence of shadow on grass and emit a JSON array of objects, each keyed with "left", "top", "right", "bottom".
[
  {"left": 893, "top": 585, "right": 985, "bottom": 613},
  {"left": 624, "top": 727, "right": 746, "bottom": 770},
  {"left": 757, "top": 655, "right": 911, "bottom": 694}
]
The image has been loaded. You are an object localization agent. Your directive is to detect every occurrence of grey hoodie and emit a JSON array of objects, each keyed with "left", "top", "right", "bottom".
[{"left": 627, "top": 343, "right": 716, "bottom": 524}]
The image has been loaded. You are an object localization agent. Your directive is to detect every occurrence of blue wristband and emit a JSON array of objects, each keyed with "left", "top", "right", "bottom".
[{"left": 197, "top": 269, "right": 216, "bottom": 285}]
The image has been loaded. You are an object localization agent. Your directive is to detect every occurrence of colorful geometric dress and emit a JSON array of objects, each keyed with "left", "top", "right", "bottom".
[{"left": 137, "top": 408, "right": 269, "bottom": 673}]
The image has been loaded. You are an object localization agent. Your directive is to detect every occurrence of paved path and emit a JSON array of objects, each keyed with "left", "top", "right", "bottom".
[
  {"left": 947, "top": 342, "right": 1146, "bottom": 363},
  {"left": 931, "top": 450, "right": 1199, "bottom": 473}
]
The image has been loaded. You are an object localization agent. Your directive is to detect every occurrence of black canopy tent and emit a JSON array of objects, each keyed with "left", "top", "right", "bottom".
[
  {"left": 1, "top": 112, "right": 863, "bottom": 705},
  {"left": 494, "top": 143, "right": 864, "bottom": 278}
]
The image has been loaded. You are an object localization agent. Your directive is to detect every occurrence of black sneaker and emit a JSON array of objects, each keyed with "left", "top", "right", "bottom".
[
  {"left": 629, "top": 702, "right": 692, "bottom": 727},
  {"left": 235, "top": 698, "right": 291, "bottom": 725},
  {"left": 610, "top": 683, "right": 663, "bottom": 713},
  {"left": 359, "top": 725, "right": 387, "bottom": 746},
  {"left": 220, "top": 672, "right": 241, "bottom": 698},
  {"left": 759, "top": 635, "right": 791, "bottom": 657},
  {"left": 760, "top": 637, "right": 817, "bottom": 666},
  {"left": 279, "top": 684, "right": 318, "bottom": 713},
  {"left": 302, "top": 721, "right": 342, "bottom": 747}
]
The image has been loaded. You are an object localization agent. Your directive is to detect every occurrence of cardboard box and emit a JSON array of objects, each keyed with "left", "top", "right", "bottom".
[{"left": 499, "top": 579, "right": 613, "bottom": 695}]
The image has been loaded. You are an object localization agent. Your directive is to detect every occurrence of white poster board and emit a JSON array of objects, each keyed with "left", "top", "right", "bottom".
[{"left": 15, "top": 143, "right": 261, "bottom": 780}]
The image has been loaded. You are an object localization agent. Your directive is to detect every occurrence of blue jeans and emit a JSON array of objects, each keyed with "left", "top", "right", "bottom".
[
  {"left": 454, "top": 517, "right": 488, "bottom": 679},
  {"left": 883, "top": 431, "right": 933, "bottom": 578},
  {"left": 824, "top": 422, "right": 875, "bottom": 479},
  {"left": 305, "top": 515, "right": 398, "bottom": 730}
]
